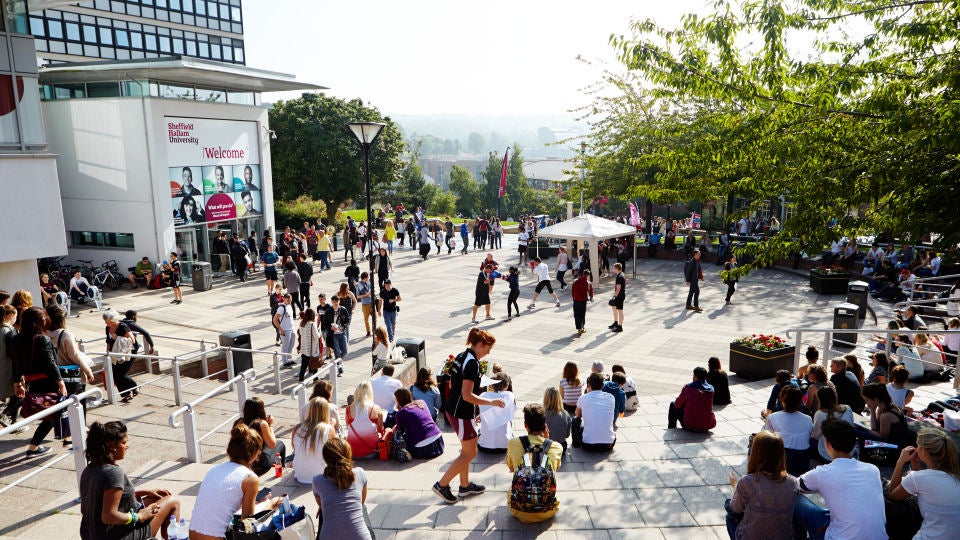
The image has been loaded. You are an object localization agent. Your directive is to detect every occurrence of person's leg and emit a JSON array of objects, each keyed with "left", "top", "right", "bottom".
[
  {"left": 548, "top": 282, "right": 559, "bottom": 304},
  {"left": 28, "top": 419, "right": 55, "bottom": 450},
  {"left": 281, "top": 331, "right": 297, "bottom": 366},
  {"left": 361, "top": 303, "right": 372, "bottom": 335},
  {"left": 385, "top": 311, "right": 397, "bottom": 341},
  {"left": 793, "top": 495, "right": 830, "bottom": 540},
  {"left": 484, "top": 304, "right": 491, "bottom": 317},
  {"left": 725, "top": 509, "right": 739, "bottom": 540},
  {"left": 571, "top": 417, "right": 583, "bottom": 447},
  {"left": 439, "top": 427, "right": 478, "bottom": 488},
  {"left": 299, "top": 354, "right": 311, "bottom": 382},
  {"left": 616, "top": 308, "right": 624, "bottom": 326},
  {"left": 693, "top": 283, "right": 700, "bottom": 308},
  {"left": 726, "top": 282, "right": 735, "bottom": 303},
  {"left": 573, "top": 301, "right": 585, "bottom": 330},
  {"left": 113, "top": 359, "right": 137, "bottom": 398},
  {"left": 301, "top": 285, "right": 311, "bottom": 309},
  {"left": 667, "top": 401, "right": 684, "bottom": 429},
  {"left": 147, "top": 494, "right": 180, "bottom": 539},
  {"left": 686, "top": 285, "right": 695, "bottom": 308}
]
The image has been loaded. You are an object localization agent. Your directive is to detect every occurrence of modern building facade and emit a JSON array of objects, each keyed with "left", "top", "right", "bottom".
[
  {"left": 0, "top": 0, "right": 69, "bottom": 298},
  {"left": 28, "top": 0, "right": 245, "bottom": 65}
]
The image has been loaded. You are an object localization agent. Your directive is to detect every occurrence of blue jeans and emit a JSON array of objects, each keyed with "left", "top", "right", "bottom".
[
  {"left": 318, "top": 251, "right": 330, "bottom": 270},
  {"left": 794, "top": 494, "right": 829, "bottom": 540},
  {"left": 328, "top": 333, "right": 347, "bottom": 360},
  {"left": 383, "top": 310, "right": 397, "bottom": 341},
  {"left": 686, "top": 282, "right": 700, "bottom": 307},
  {"left": 386, "top": 239, "right": 393, "bottom": 255}
]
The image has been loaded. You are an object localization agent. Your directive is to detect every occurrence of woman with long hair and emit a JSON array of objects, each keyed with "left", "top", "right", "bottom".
[
  {"left": 11, "top": 289, "right": 33, "bottom": 330},
  {"left": 233, "top": 397, "right": 285, "bottom": 475},
  {"left": 706, "top": 357, "right": 731, "bottom": 406},
  {"left": 559, "top": 361, "right": 582, "bottom": 415},
  {"left": 190, "top": 424, "right": 283, "bottom": 540},
  {"left": 336, "top": 282, "right": 358, "bottom": 341},
  {"left": 291, "top": 397, "right": 335, "bottom": 484},
  {"left": 372, "top": 326, "right": 391, "bottom": 370},
  {"left": 555, "top": 246, "right": 570, "bottom": 291},
  {"left": 433, "top": 327, "right": 505, "bottom": 503},
  {"left": 345, "top": 381, "right": 383, "bottom": 459},
  {"left": 410, "top": 366, "right": 442, "bottom": 420},
  {"left": 888, "top": 428, "right": 960, "bottom": 538},
  {"left": 313, "top": 438, "right": 372, "bottom": 539},
  {"left": 726, "top": 431, "right": 799, "bottom": 539},
  {"left": 810, "top": 386, "right": 853, "bottom": 462},
  {"left": 543, "top": 386, "right": 571, "bottom": 454},
  {"left": 803, "top": 364, "right": 831, "bottom": 413},
  {"left": 394, "top": 388, "right": 444, "bottom": 459},
  {"left": 301, "top": 379, "right": 340, "bottom": 430},
  {"left": 297, "top": 308, "right": 322, "bottom": 383},
  {"left": 373, "top": 247, "right": 393, "bottom": 289},
  {"left": 858, "top": 382, "right": 912, "bottom": 448},
  {"left": 80, "top": 421, "right": 180, "bottom": 540},
  {"left": 10, "top": 306, "right": 65, "bottom": 456},
  {"left": 762, "top": 386, "right": 813, "bottom": 476},
  {"left": 844, "top": 353, "right": 865, "bottom": 387}
]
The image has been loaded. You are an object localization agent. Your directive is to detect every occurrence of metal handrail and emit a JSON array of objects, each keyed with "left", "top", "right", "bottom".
[
  {"left": 910, "top": 273, "right": 960, "bottom": 299},
  {"left": 0, "top": 388, "right": 104, "bottom": 497},
  {"left": 288, "top": 360, "right": 340, "bottom": 426},
  {"left": 169, "top": 368, "right": 255, "bottom": 463}
]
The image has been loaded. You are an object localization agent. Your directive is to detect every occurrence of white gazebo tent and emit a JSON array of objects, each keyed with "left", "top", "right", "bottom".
[{"left": 535, "top": 213, "right": 638, "bottom": 283}]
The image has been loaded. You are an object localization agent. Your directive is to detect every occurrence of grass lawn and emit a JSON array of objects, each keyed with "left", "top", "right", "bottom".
[{"left": 341, "top": 209, "right": 517, "bottom": 226}]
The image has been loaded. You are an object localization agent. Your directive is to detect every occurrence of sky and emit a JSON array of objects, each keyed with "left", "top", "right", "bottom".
[{"left": 243, "top": 0, "right": 713, "bottom": 116}]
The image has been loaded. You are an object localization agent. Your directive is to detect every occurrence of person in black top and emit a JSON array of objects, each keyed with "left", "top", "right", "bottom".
[
  {"left": 378, "top": 280, "right": 402, "bottom": 342},
  {"left": 829, "top": 357, "right": 865, "bottom": 414},
  {"left": 10, "top": 307, "right": 65, "bottom": 457},
  {"left": 230, "top": 233, "right": 250, "bottom": 281},
  {"left": 723, "top": 254, "right": 739, "bottom": 305},
  {"left": 121, "top": 310, "right": 154, "bottom": 355},
  {"left": 322, "top": 296, "right": 350, "bottom": 374},
  {"left": 296, "top": 253, "right": 313, "bottom": 310},
  {"left": 163, "top": 253, "right": 182, "bottom": 304},
  {"left": 471, "top": 265, "right": 494, "bottom": 324},
  {"left": 344, "top": 259, "right": 360, "bottom": 296},
  {"left": 609, "top": 263, "right": 626, "bottom": 332},
  {"left": 315, "top": 293, "right": 332, "bottom": 359},
  {"left": 433, "top": 328, "right": 505, "bottom": 504},
  {"left": 103, "top": 310, "right": 141, "bottom": 403},
  {"left": 706, "top": 357, "right": 731, "bottom": 406},
  {"left": 212, "top": 231, "right": 230, "bottom": 273},
  {"left": 684, "top": 249, "right": 704, "bottom": 312}
]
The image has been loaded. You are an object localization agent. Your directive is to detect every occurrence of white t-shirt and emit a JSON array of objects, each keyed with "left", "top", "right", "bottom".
[
  {"left": 292, "top": 423, "right": 334, "bottom": 484},
  {"left": 518, "top": 232, "right": 529, "bottom": 246},
  {"left": 886, "top": 384, "right": 909, "bottom": 410},
  {"left": 478, "top": 390, "right": 516, "bottom": 450},
  {"left": 190, "top": 462, "right": 256, "bottom": 537},
  {"left": 622, "top": 375, "right": 639, "bottom": 411},
  {"left": 799, "top": 458, "right": 887, "bottom": 540},
  {"left": 577, "top": 390, "right": 615, "bottom": 444},
  {"left": 764, "top": 411, "right": 813, "bottom": 450},
  {"left": 811, "top": 407, "right": 854, "bottom": 461},
  {"left": 276, "top": 304, "right": 294, "bottom": 331},
  {"left": 370, "top": 375, "right": 403, "bottom": 412},
  {"left": 533, "top": 262, "right": 550, "bottom": 282},
  {"left": 901, "top": 469, "right": 960, "bottom": 540}
]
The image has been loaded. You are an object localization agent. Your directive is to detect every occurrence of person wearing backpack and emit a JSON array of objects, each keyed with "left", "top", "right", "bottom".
[{"left": 505, "top": 404, "right": 562, "bottom": 523}]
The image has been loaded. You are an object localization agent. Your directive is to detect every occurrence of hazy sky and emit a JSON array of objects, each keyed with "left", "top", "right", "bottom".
[{"left": 243, "top": 0, "right": 712, "bottom": 116}]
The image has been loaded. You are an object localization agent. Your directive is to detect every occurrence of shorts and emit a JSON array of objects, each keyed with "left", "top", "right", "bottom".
[
  {"left": 518, "top": 245, "right": 527, "bottom": 254},
  {"left": 609, "top": 296, "right": 624, "bottom": 310},
  {"left": 264, "top": 268, "right": 278, "bottom": 281},
  {"left": 535, "top": 280, "right": 553, "bottom": 295},
  {"left": 169, "top": 276, "right": 180, "bottom": 288},
  {"left": 445, "top": 411, "right": 478, "bottom": 441}
]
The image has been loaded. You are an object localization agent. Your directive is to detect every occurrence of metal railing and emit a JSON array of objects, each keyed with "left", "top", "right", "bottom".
[
  {"left": 0, "top": 388, "right": 104, "bottom": 497},
  {"left": 289, "top": 360, "right": 341, "bottom": 425},
  {"left": 909, "top": 272, "right": 959, "bottom": 302},
  {"left": 169, "top": 369, "right": 256, "bottom": 463}
]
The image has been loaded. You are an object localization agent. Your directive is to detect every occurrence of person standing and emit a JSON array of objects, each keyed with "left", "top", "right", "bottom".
[
  {"left": 297, "top": 253, "right": 313, "bottom": 310},
  {"left": 372, "top": 247, "right": 392, "bottom": 289},
  {"left": 723, "top": 254, "right": 738, "bottom": 305},
  {"left": 528, "top": 257, "right": 560, "bottom": 310},
  {"left": 356, "top": 273, "right": 374, "bottom": 337},
  {"left": 261, "top": 244, "right": 280, "bottom": 295},
  {"left": 230, "top": 234, "right": 250, "bottom": 282},
  {"left": 555, "top": 247, "right": 571, "bottom": 291},
  {"left": 316, "top": 229, "right": 332, "bottom": 271},
  {"left": 164, "top": 253, "right": 182, "bottom": 304},
  {"left": 433, "top": 328, "right": 506, "bottom": 504},
  {"left": 460, "top": 221, "right": 469, "bottom": 255},
  {"left": 684, "top": 249, "right": 704, "bottom": 312},
  {"left": 472, "top": 264, "right": 495, "bottom": 324},
  {"left": 282, "top": 262, "right": 302, "bottom": 318},
  {"left": 273, "top": 294, "right": 297, "bottom": 368},
  {"left": 517, "top": 229, "right": 529, "bottom": 266},
  {"left": 504, "top": 266, "right": 521, "bottom": 320},
  {"left": 378, "top": 280, "right": 401, "bottom": 342},
  {"left": 572, "top": 269, "right": 594, "bottom": 335},
  {"left": 418, "top": 223, "right": 432, "bottom": 261},
  {"left": 324, "top": 296, "right": 350, "bottom": 373},
  {"left": 383, "top": 221, "right": 396, "bottom": 255},
  {"left": 608, "top": 263, "right": 626, "bottom": 332},
  {"left": 444, "top": 217, "right": 455, "bottom": 254}
]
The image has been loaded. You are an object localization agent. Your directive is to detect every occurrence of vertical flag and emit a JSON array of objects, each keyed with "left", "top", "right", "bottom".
[
  {"left": 498, "top": 147, "right": 509, "bottom": 199},
  {"left": 628, "top": 203, "right": 640, "bottom": 226},
  {"left": 691, "top": 212, "right": 701, "bottom": 229}
]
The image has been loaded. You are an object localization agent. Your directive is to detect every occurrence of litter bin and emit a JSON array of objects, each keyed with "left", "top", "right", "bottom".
[
  {"left": 192, "top": 261, "right": 212, "bottom": 291},
  {"left": 220, "top": 330, "right": 252, "bottom": 376},
  {"left": 394, "top": 337, "right": 426, "bottom": 372},
  {"left": 847, "top": 280, "right": 869, "bottom": 320},
  {"left": 833, "top": 302, "right": 860, "bottom": 347}
]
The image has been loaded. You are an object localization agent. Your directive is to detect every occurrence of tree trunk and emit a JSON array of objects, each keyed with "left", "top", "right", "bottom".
[{"left": 325, "top": 200, "right": 339, "bottom": 227}]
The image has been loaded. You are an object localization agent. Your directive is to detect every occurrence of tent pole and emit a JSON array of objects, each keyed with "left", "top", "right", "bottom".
[{"left": 633, "top": 235, "right": 637, "bottom": 278}]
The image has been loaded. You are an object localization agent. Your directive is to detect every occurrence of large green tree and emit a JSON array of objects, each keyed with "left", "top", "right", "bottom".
[
  {"left": 449, "top": 165, "right": 482, "bottom": 216},
  {"left": 269, "top": 93, "right": 405, "bottom": 223},
  {"left": 590, "top": 0, "right": 960, "bottom": 271},
  {"left": 482, "top": 144, "right": 530, "bottom": 217}
]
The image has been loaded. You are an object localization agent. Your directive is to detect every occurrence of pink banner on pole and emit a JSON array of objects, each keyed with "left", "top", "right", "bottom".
[
  {"left": 498, "top": 148, "right": 509, "bottom": 198},
  {"left": 628, "top": 203, "right": 640, "bottom": 226}
]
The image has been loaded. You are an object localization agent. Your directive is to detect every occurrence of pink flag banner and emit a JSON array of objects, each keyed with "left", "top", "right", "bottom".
[
  {"left": 628, "top": 203, "right": 640, "bottom": 226},
  {"left": 498, "top": 148, "right": 509, "bottom": 199}
]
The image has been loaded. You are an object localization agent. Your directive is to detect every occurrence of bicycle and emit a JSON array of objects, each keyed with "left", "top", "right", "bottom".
[{"left": 91, "top": 262, "right": 122, "bottom": 291}]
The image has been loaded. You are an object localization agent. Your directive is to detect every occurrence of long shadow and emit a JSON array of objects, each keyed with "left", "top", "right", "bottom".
[
  {"left": 440, "top": 322, "right": 478, "bottom": 339},
  {"left": 574, "top": 332, "right": 609, "bottom": 353},
  {"left": 707, "top": 304, "right": 731, "bottom": 319},
  {"left": 663, "top": 308, "right": 693, "bottom": 329},
  {"left": 540, "top": 334, "right": 578, "bottom": 354}
]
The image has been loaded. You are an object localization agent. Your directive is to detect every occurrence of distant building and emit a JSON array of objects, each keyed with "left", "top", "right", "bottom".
[
  {"left": 524, "top": 158, "right": 576, "bottom": 191},
  {"left": 419, "top": 155, "right": 485, "bottom": 190}
]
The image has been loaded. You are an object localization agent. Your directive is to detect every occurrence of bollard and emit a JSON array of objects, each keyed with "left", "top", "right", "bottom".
[
  {"left": 103, "top": 355, "right": 118, "bottom": 405},
  {"left": 67, "top": 396, "right": 88, "bottom": 493},
  {"left": 227, "top": 349, "right": 235, "bottom": 392},
  {"left": 272, "top": 352, "right": 282, "bottom": 395},
  {"left": 238, "top": 374, "right": 251, "bottom": 415},
  {"left": 183, "top": 408, "right": 201, "bottom": 463},
  {"left": 172, "top": 357, "right": 183, "bottom": 406},
  {"left": 200, "top": 339, "right": 209, "bottom": 378}
]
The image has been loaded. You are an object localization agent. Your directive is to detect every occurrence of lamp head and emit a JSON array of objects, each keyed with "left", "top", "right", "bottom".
[{"left": 347, "top": 121, "right": 386, "bottom": 145}]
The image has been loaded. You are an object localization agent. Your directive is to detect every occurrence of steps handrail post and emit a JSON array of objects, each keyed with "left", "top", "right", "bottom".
[
  {"left": 331, "top": 360, "right": 339, "bottom": 426},
  {"left": 793, "top": 331, "right": 802, "bottom": 373},
  {"left": 237, "top": 373, "right": 251, "bottom": 415},
  {"left": 273, "top": 351, "right": 282, "bottom": 395},
  {"left": 172, "top": 356, "right": 183, "bottom": 406},
  {"left": 226, "top": 349, "right": 235, "bottom": 392},
  {"left": 68, "top": 396, "right": 89, "bottom": 494},
  {"left": 103, "top": 354, "right": 118, "bottom": 405},
  {"left": 200, "top": 338, "right": 209, "bottom": 378},
  {"left": 183, "top": 408, "right": 200, "bottom": 463},
  {"left": 823, "top": 332, "right": 831, "bottom": 363}
]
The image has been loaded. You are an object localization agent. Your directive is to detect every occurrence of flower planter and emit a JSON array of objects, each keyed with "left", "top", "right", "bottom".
[
  {"left": 729, "top": 343, "right": 797, "bottom": 380},
  {"left": 810, "top": 271, "right": 850, "bottom": 295}
]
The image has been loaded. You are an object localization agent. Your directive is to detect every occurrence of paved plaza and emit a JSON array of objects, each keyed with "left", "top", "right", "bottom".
[{"left": 2, "top": 235, "right": 957, "bottom": 539}]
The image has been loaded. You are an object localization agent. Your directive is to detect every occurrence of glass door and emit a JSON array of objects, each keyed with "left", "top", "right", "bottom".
[{"left": 175, "top": 228, "right": 198, "bottom": 280}]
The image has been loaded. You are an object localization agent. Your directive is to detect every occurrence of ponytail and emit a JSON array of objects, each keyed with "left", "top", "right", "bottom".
[
  {"left": 85, "top": 421, "right": 127, "bottom": 466},
  {"left": 466, "top": 327, "right": 496, "bottom": 348},
  {"left": 322, "top": 438, "right": 355, "bottom": 491}
]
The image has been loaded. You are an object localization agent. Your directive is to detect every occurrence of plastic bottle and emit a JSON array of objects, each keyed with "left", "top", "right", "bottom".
[
  {"left": 273, "top": 452, "right": 283, "bottom": 478},
  {"left": 178, "top": 517, "right": 188, "bottom": 540},
  {"left": 166, "top": 515, "right": 178, "bottom": 540}
]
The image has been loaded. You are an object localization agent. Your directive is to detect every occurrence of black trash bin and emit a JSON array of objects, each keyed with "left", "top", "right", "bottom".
[
  {"left": 833, "top": 303, "right": 860, "bottom": 347},
  {"left": 220, "top": 330, "right": 252, "bottom": 375},
  {"left": 192, "top": 261, "right": 212, "bottom": 291},
  {"left": 394, "top": 337, "right": 426, "bottom": 372},
  {"left": 847, "top": 280, "right": 869, "bottom": 320}
]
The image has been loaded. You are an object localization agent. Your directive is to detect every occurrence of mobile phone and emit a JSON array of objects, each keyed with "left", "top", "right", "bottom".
[{"left": 256, "top": 487, "right": 271, "bottom": 502}]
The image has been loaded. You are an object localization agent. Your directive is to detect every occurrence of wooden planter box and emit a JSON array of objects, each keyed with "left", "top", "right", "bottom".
[
  {"left": 810, "top": 271, "right": 850, "bottom": 295},
  {"left": 729, "top": 343, "right": 796, "bottom": 380}
]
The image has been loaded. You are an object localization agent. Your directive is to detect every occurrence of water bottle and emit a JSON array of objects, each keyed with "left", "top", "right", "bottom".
[
  {"left": 273, "top": 452, "right": 283, "bottom": 478},
  {"left": 178, "top": 518, "right": 188, "bottom": 540},
  {"left": 166, "top": 515, "right": 178, "bottom": 540}
]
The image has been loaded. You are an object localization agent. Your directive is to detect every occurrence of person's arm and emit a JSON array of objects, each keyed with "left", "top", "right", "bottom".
[
  {"left": 371, "top": 405, "right": 384, "bottom": 432},
  {"left": 62, "top": 332, "right": 96, "bottom": 382},
  {"left": 729, "top": 475, "right": 748, "bottom": 513},
  {"left": 240, "top": 474, "right": 278, "bottom": 517},
  {"left": 461, "top": 379, "right": 504, "bottom": 407},
  {"left": 377, "top": 296, "right": 383, "bottom": 314},
  {"left": 126, "top": 321, "right": 154, "bottom": 349},
  {"left": 101, "top": 488, "right": 160, "bottom": 526},
  {"left": 260, "top": 421, "right": 279, "bottom": 449},
  {"left": 904, "top": 389, "right": 914, "bottom": 405},
  {"left": 887, "top": 446, "right": 919, "bottom": 501},
  {"left": 273, "top": 311, "right": 284, "bottom": 335},
  {"left": 674, "top": 387, "right": 689, "bottom": 409}
]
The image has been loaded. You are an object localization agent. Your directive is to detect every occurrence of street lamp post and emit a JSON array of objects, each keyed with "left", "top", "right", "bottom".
[
  {"left": 347, "top": 121, "right": 386, "bottom": 373},
  {"left": 579, "top": 141, "right": 587, "bottom": 216}
]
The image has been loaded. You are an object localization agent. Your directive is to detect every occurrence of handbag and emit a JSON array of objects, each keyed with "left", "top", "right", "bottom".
[
  {"left": 378, "top": 427, "right": 395, "bottom": 461},
  {"left": 859, "top": 440, "right": 900, "bottom": 467},
  {"left": 111, "top": 334, "right": 134, "bottom": 364},
  {"left": 20, "top": 391, "right": 60, "bottom": 418},
  {"left": 227, "top": 509, "right": 280, "bottom": 540},
  {"left": 391, "top": 429, "right": 412, "bottom": 463},
  {"left": 308, "top": 355, "right": 323, "bottom": 371}
]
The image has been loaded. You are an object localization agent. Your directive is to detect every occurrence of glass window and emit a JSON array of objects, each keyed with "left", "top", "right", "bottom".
[
  {"left": 69, "top": 232, "right": 136, "bottom": 250},
  {"left": 156, "top": 0, "right": 168, "bottom": 8},
  {"left": 99, "top": 27, "right": 113, "bottom": 45},
  {"left": 210, "top": 44, "right": 221, "bottom": 60},
  {"left": 131, "top": 49, "right": 145, "bottom": 60},
  {"left": 160, "top": 83, "right": 195, "bottom": 100},
  {"left": 234, "top": 46, "right": 243, "bottom": 63},
  {"left": 159, "top": 36, "right": 171, "bottom": 53},
  {"left": 226, "top": 91, "right": 253, "bottom": 105},
  {"left": 158, "top": 26, "right": 170, "bottom": 36},
  {"left": 62, "top": 12, "right": 78, "bottom": 21},
  {"left": 156, "top": 9, "right": 169, "bottom": 21},
  {"left": 94, "top": 0, "right": 110, "bottom": 10},
  {"left": 82, "top": 24, "right": 96, "bottom": 43},
  {"left": 36, "top": 39, "right": 49, "bottom": 52},
  {"left": 101, "top": 46, "right": 116, "bottom": 59},
  {"left": 142, "top": 7, "right": 155, "bottom": 18},
  {"left": 129, "top": 22, "right": 142, "bottom": 31},
  {"left": 116, "top": 48, "right": 131, "bottom": 60},
  {"left": 110, "top": 1, "right": 126, "bottom": 14},
  {"left": 127, "top": 4, "right": 141, "bottom": 17},
  {"left": 83, "top": 44, "right": 99, "bottom": 56},
  {"left": 171, "top": 0, "right": 181, "bottom": 9},
  {"left": 67, "top": 42, "right": 83, "bottom": 55},
  {"left": 114, "top": 20, "right": 127, "bottom": 29},
  {"left": 29, "top": 16, "right": 45, "bottom": 37},
  {"left": 130, "top": 31, "right": 143, "bottom": 48},
  {"left": 195, "top": 87, "right": 226, "bottom": 102},
  {"left": 195, "top": 1, "right": 205, "bottom": 15},
  {"left": 183, "top": 0, "right": 194, "bottom": 13},
  {"left": 115, "top": 29, "right": 129, "bottom": 47},
  {"left": 207, "top": 2, "right": 218, "bottom": 17},
  {"left": 3, "top": 0, "right": 29, "bottom": 34},
  {"left": 149, "top": 81, "right": 159, "bottom": 96},
  {"left": 54, "top": 83, "right": 86, "bottom": 99},
  {"left": 185, "top": 40, "right": 196, "bottom": 56},
  {"left": 66, "top": 22, "right": 80, "bottom": 40},
  {"left": 87, "top": 82, "right": 121, "bottom": 97},
  {"left": 173, "top": 38, "right": 184, "bottom": 54},
  {"left": 222, "top": 45, "right": 232, "bottom": 62},
  {"left": 198, "top": 41, "right": 209, "bottom": 57},
  {"left": 231, "top": 22, "right": 242, "bottom": 34},
  {"left": 231, "top": 6, "right": 241, "bottom": 22},
  {"left": 145, "top": 34, "right": 157, "bottom": 50},
  {"left": 122, "top": 80, "right": 148, "bottom": 96},
  {"left": 207, "top": 18, "right": 219, "bottom": 31},
  {"left": 183, "top": 14, "right": 195, "bottom": 25},
  {"left": 195, "top": 16, "right": 207, "bottom": 27}
]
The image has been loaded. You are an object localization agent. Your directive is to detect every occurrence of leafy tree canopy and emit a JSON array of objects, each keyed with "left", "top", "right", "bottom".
[{"left": 588, "top": 0, "right": 960, "bottom": 271}]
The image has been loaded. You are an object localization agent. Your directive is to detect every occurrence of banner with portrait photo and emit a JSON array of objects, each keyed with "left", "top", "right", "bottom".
[{"left": 165, "top": 117, "right": 263, "bottom": 226}]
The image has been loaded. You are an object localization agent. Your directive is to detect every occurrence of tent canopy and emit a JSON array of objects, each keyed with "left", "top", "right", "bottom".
[{"left": 536, "top": 213, "right": 637, "bottom": 241}]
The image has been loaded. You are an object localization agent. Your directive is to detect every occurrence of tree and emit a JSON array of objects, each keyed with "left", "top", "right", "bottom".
[
  {"left": 589, "top": 0, "right": 960, "bottom": 272},
  {"left": 269, "top": 94, "right": 404, "bottom": 223},
  {"left": 481, "top": 144, "right": 530, "bottom": 217},
  {"left": 449, "top": 165, "right": 482, "bottom": 216},
  {"left": 467, "top": 132, "right": 485, "bottom": 154}
]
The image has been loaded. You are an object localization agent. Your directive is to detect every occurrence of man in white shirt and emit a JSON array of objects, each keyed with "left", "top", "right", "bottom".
[
  {"left": 370, "top": 364, "right": 403, "bottom": 424},
  {"left": 273, "top": 294, "right": 297, "bottom": 368},
  {"left": 528, "top": 257, "right": 560, "bottom": 309},
  {"left": 517, "top": 230, "right": 529, "bottom": 265},
  {"left": 737, "top": 217, "right": 748, "bottom": 235},
  {"left": 795, "top": 420, "right": 887, "bottom": 540},
  {"left": 572, "top": 373, "right": 616, "bottom": 451},
  {"left": 863, "top": 242, "right": 884, "bottom": 274},
  {"left": 69, "top": 270, "right": 92, "bottom": 303}
]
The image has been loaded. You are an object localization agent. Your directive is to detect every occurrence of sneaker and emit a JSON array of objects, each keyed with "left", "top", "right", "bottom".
[
  {"left": 458, "top": 482, "right": 486, "bottom": 498},
  {"left": 485, "top": 315, "right": 495, "bottom": 320},
  {"left": 555, "top": 301, "right": 561, "bottom": 307},
  {"left": 26, "top": 446, "right": 52, "bottom": 457},
  {"left": 608, "top": 322, "right": 618, "bottom": 329},
  {"left": 612, "top": 325, "right": 623, "bottom": 333},
  {"left": 685, "top": 305, "right": 695, "bottom": 310},
  {"left": 577, "top": 328, "right": 585, "bottom": 336},
  {"left": 470, "top": 319, "right": 478, "bottom": 325},
  {"left": 281, "top": 363, "right": 296, "bottom": 369},
  {"left": 693, "top": 306, "right": 703, "bottom": 312},
  {"left": 433, "top": 482, "right": 458, "bottom": 504},
  {"left": 527, "top": 303, "right": 536, "bottom": 309}
]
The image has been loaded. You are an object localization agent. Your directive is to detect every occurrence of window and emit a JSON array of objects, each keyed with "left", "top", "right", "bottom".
[
  {"left": 66, "top": 22, "right": 80, "bottom": 40},
  {"left": 48, "top": 20, "right": 64, "bottom": 39},
  {"left": 70, "top": 231, "right": 135, "bottom": 250},
  {"left": 115, "top": 29, "right": 129, "bottom": 47},
  {"left": 130, "top": 31, "right": 143, "bottom": 48},
  {"left": 173, "top": 38, "right": 184, "bottom": 54},
  {"left": 99, "top": 27, "right": 113, "bottom": 45},
  {"left": 145, "top": 34, "right": 157, "bottom": 51},
  {"left": 185, "top": 40, "right": 196, "bottom": 56},
  {"left": 82, "top": 24, "right": 96, "bottom": 43},
  {"left": 29, "top": 16, "right": 44, "bottom": 37},
  {"left": 87, "top": 82, "right": 121, "bottom": 97},
  {"left": 195, "top": 87, "right": 226, "bottom": 102}
]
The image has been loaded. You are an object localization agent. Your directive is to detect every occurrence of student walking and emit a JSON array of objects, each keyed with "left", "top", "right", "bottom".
[
  {"left": 528, "top": 257, "right": 560, "bottom": 309},
  {"left": 609, "top": 263, "right": 625, "bottom": 332},
  {"left": 273, "top": 294, "right": 297, "bottom": 368},
  {"left": 282, "top": 262, "right": 302, "bottom": 317},
  {"left": 460, "top": 222, "right": 469, "bottom": 255},
  {"left": 472, "top": 264, "right": 496, "bottom": 324},
  {"left": 572, "top": 269, "right": 594, "bottom": 335},
  {"left": 684, "top": 249, "right": 704, "bottom": 312},
  {"left": 504, "top": 266, "right": 521, "bottom": 320},
  {"left": 723, "top": 254, "right": 738, "bottom": 305}
]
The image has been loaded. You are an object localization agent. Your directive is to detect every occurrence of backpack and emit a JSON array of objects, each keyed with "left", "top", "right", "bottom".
[{"left": 509, "top": 436, "right": 558, "bottom": 514}]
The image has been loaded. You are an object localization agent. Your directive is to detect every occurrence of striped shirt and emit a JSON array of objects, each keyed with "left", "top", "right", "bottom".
[{"left": 559, "top": 378, "right": 583, "bottom": 406}]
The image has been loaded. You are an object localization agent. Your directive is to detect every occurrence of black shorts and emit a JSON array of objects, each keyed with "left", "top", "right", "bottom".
[
  {"left": 264, "top": 268, "right": 278, "bottom": 281},
  {"left": 475, "top": 291, "right": 490, "bottom": 306},
  {"left": 518, "top": 245, "right": 527, "bottom": 254},
  {"left": 609, "top": 296, "right": 624, "bottom": 310},
  {"left": 535, "top": 280, "right": 553, "bottom": 294},
  {"left": 169, "top": 275, "right": 181, "bottom": 288}
]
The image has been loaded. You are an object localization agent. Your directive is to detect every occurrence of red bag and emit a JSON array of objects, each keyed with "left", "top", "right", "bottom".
[
  {"left": 20, "top": 392, "right": 59, "bottom": 418},
  {"left": 378, "top": 427, "right": 395, "bottom": 461}
]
